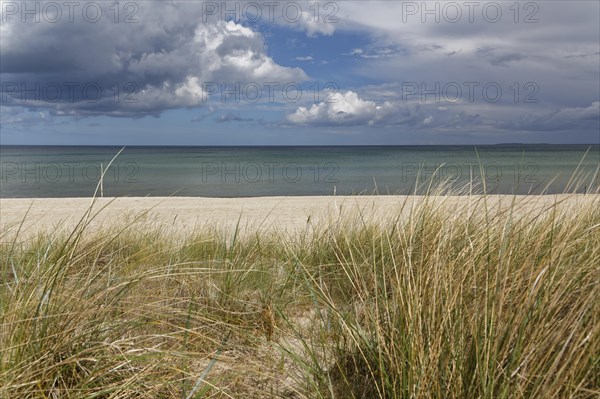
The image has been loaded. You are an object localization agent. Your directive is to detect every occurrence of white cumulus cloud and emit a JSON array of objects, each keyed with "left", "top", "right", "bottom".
[{"left": 287, "top": 91, "right": 402, "bottom": 126}]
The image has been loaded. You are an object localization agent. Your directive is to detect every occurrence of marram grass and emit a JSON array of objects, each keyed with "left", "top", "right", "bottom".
[{"left": 1, "top": 194, "right": 599, "bottom": 398}]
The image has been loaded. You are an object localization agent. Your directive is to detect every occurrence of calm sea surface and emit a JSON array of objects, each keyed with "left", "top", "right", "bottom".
[{"left": 1, "top": 145, "right": 598, "bottom": 197}]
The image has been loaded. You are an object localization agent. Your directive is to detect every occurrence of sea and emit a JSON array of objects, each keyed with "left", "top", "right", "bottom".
[{"left": 0, "top": 145, "right": 598, "bottom": 197}]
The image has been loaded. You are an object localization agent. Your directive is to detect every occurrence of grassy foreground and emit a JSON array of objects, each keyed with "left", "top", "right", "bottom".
[{"left": 1, "top": 195, "right": 599, "bottom": 398}]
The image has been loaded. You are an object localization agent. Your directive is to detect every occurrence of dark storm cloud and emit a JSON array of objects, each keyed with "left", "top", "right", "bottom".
[{"left": 0, "top": 1, "right": 307, "bottom": 117}]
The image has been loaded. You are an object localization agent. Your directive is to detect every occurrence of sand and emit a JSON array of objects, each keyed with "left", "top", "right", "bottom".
[{"left": 1, "top": 195, "right": 597, "bottom": 240}]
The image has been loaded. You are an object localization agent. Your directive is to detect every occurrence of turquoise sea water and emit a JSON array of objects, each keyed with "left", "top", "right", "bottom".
[{"left": 0, "top": 145, "right": 598, "bottom": 197}]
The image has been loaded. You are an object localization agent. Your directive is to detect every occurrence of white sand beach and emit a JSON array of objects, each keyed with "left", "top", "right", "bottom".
[{"left": 1, "top": 194, "right": 597, "bottom": 239}]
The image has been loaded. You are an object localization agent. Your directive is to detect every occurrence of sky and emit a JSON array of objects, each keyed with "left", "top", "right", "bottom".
[{"left": 0, "top": 0, "right": 599, "bottom": 145}]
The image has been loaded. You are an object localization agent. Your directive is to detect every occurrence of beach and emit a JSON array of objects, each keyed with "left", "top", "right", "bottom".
[
  {"left": 2, "top": 194, "right": 597, "bottom": 239},
  {"left": 2, "top": 193, "right": 599, "bottom": 397},
  {"left": 2, "top": 0, "right": 598, "bottom": 394}
]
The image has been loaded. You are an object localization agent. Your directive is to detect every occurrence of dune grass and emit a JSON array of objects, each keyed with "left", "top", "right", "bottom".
[{"left": 1, "top": 194, "right": 599, "bottom": 398}]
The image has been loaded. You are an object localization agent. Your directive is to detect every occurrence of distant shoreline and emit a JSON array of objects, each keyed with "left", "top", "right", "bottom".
[{"left": 2, "top": 143, "right": 599, "bottom": 148}]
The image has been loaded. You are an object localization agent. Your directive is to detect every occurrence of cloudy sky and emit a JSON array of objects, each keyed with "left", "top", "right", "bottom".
[{"left": 1, "top": 0, "right": 599, "bottom": 145}]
